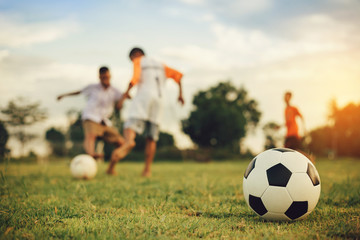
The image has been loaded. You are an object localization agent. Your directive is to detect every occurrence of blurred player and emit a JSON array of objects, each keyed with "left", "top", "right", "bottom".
[
  {"left": 284, "top": 91, "right": 314, "bottom": 162},
  {"left": 107, "top": 47, "right": 184, "bottom": 177},
  {"left": 284, "top": 91, "right": 304, "bottom": 150},
  {"left": 57, "top": 66, "right": 127, "bottom": 160}
]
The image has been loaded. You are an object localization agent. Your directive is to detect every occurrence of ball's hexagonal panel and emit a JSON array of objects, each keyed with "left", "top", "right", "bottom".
[
  {"left": 244, "top": 166, "right": 269, "bottom": 197},
  {"left": 285, "top": 201, "right": 308, "bottom": 220},
  {"left": 267, "top": 163, "right": 292, "bottom": 187},
  {"left": 249, "top": 195, "right": 267, "bottom": 216},
  {"left": 272, "top": 148, "right": 295, "bottom": 153},
  {"left": 254, "top": 149, "right": 283, "bottom": 170},
  {"left": 307, "top": 162, "right": 320, "bottom": 186},
  {"left": 262, "top": 186, "right": 293, "bottom": 213},
  {"left": 262, "top": 212, "right": 291, "bottom": 221},
  {"left": 280, "top": 151, "right": 309, "bottom": 173},
  {"left": 244, "top": 157, "right": 256, "bottom": 179},
  {"left": 286, "top": 173, "right": 321, "bottom": 211}
]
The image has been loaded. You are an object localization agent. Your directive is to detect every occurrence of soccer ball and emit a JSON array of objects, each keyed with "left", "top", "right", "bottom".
[
  {"left": 243, "top": 148, "right": 320, "bottom": 221},
  {"left": 70, "top": 154, "right": 97, "bottom": 179}
]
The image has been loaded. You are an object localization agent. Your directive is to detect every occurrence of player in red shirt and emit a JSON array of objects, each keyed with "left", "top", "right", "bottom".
[{"left": 284, "top": 91, "right": 304, "bottom": 150}]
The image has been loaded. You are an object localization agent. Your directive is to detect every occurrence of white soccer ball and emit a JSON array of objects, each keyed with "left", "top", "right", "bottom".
[
  {"left": 243, "top": 148, "right": 321, "bottom": 221},
  {"left": 70, "top": 154, "right": 97, "bottom": 180}
]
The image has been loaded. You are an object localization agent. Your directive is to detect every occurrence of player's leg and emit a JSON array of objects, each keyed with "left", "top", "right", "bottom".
[
  {"left": 103, "top": 125, "right": 125, "bottom": 148},
  {"left": 142, "top": 121, "right": 159, "bottom": 177},
  {"left": 143, "top": 137, "right": 156, "bottom": 177},
  {"left": 82, "top": 120, "right": 102, "bottom": 158},
  {"left": 83, "top": 133, "right": 96, "bottom": 156},
  {"left": 285, "top": 136, "right": 315, "bottom": 163},
  {"left": 106, "top": 128, "right": 137, "bottom": 175}
]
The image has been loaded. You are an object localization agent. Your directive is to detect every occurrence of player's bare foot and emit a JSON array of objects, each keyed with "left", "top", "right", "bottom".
[
  {"left": 106, "top": 168, "right": 117, "bottom": 176},
  {"left": 141, "top": 171, "right": 152, "bottom": 178},
  {"left": 92, "top": 153, "right": 104, "bottom": 160}
]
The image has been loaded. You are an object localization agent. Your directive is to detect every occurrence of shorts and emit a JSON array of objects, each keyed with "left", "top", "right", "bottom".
[
  {"left": 124, "top": 118, "right": 160, "bottom": 141},
  {"left": 284, "top": 136, "right": 302, "bottom": 150},
  {"left": 82, "top": 120, "right": 123, "bottom": 144}
]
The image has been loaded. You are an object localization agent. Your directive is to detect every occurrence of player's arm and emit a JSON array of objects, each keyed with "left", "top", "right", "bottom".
[
  {"left": 116, "top": 57, "right": 141, "bottom": 109},
  {"left": 57, "top": 90, "right": 81, "bottom": 101},
  {"left": 296, "top": 107, "right": 306, "bottom": 135},
  {"left": 116, "top": 91, "right": 131, "bottom": 109},
  {"left": 177, "top": 80, "right": 184, "bottom": 105},
  {"left": 164, "top": 65, "right": 184, "bottom": 105}
]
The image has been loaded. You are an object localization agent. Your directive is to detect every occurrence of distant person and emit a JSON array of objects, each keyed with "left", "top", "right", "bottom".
[
  {"left": 284, "top": 91, "right": 304, "bottom": 150},
  {"left": 106, "top": 47, "right": 184, "bottom": 177},
  {"left": 283, "top": 91, "right": 314, "bottom": 162},
  {"left": 57, "top": 66, "right": 127, "bottom": 159}
]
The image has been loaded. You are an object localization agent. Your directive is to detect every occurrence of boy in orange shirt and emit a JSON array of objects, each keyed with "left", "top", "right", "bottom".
[{"left": 107, "top": 47, "right": 184, "bottom": 177}]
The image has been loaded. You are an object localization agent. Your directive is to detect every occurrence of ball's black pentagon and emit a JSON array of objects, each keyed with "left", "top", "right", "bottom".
[
  {"left": 244, "top": 157, "right": 256, "bottom": 179},
  {"left": 267, "top": 163, "right": 292, "bottom": 187},
  {"left": 249, "top": 195, "right": 267, "bottom": 216},
  {"left": 285, "top": 201, "right": 308, "bottom": 220},
  {"left": 272, "top": 148, "right": 295, "bottom": 153},
  {"left": 307, "top": 163, "right": 320, "bottom": 186}
]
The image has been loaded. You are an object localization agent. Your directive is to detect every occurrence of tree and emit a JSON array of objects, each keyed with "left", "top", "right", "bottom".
[
  {"left": 0, "top": 121, "right": 9, "bottom": 158},
  {"left": 308, "top": 100, "right": 360, "bottom": 158},
  {"left": 308, "top": 126, "right": 333, "bottom": 157},
  {"left": 45, "top": 127, "right": 66, "bottom": 156},
  {"left": 329, "top": 101, "right": 360, "bottom": 157},
  {"left": 263, "top": 122, "right": 281, "bottom": 150},
  {"left": 182, "top": 81, "right": 261, "bottom": 152},
  {"left": 1, "top": 97, "right": 47, "bottom": 156}
]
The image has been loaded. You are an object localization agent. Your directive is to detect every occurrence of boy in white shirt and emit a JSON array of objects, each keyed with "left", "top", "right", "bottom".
[{"left": 57, "top": 66, "right": 127, "bottom": 159}]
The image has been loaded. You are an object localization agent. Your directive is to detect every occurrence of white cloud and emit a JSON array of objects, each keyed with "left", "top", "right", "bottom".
[
  {"left": 178, "top": 0, "right": 273, "bottom": 16},
  {"left": 214, "top": 0, "right": 273, "bottom": 16},
  {"left": 161, "top": 12, "right": 359, "bottom": 71},
  {"left": 0, "top": 14, "right": 78, "bottom": 48},
  {"left": 161, "top": 45, "right": 219, "bottom": 70},
  {"left": 0, "top": 49, "right": 9, "bottom": 61},
  {"left": 179, "top": 0, "right": 205, "bottom": 5}
]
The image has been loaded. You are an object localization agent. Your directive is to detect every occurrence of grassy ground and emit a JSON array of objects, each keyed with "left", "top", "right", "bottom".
[{"left": 0, "top": 158, "right": 359, "bottom": 239}]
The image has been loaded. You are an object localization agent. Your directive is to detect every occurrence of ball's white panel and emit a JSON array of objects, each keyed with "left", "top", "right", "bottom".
[
  {"left": 286, "top": 173, "right": 321, "bottom": 211},
  {"left": 262, "top": 186, "right": 293, "bottom": 213},
  {"left": 243, "top": 178, "right": 250, "bottom": 205},
  {"left": 262, "top": 212, "right": 291, "bottom": 221},
  {"left": 309, "top": 185, "right": 321, "bottom": 211},
  {"left": 70, "top": 154, "right": 97, "bottom": 179},
  {"left": 255, "top": 149, "right": 283, "bottom": 170},
  {"left": 280, "top": 151, "right": 309, "bottom": 173},
  {"left": 245, "top": 167, "right": 269, "bottom": 197}
]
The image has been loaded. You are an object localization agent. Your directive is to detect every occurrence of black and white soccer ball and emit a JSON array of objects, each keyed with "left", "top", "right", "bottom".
[{"left": 243, "top": 148, "right": 320, "bottom": 221}]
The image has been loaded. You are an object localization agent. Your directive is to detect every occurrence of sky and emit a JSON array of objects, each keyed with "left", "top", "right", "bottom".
[{"left": 0, "top": 0, "right": 360, "bottom": 156}]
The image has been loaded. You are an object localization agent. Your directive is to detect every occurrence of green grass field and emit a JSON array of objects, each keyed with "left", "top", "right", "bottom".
[{"left": 1, "top": 158, "right": 359, "bottom": 239}]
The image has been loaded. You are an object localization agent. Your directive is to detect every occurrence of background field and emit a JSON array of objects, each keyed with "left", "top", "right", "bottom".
[{"left": 1, "top": 158, "right": 359, "bottom": 239}]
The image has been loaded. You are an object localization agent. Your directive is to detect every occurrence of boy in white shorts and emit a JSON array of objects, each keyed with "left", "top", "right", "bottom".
[
  {"left": 57, "top": 66, "right": 127, "bottom": 159},
  {"left": 106, "top": 48, "right": 184, "bottom": 177}
]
